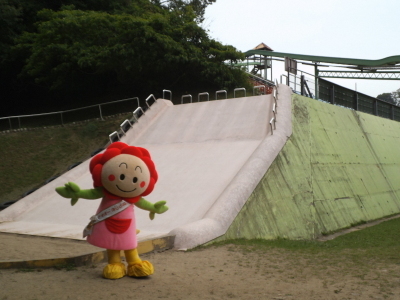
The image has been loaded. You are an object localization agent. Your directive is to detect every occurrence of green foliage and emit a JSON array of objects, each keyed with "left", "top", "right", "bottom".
[
  {"left": 154, "top": 0, "right": 216, "bottom": 23},
  {"left": 0, "top": 0, "right": 249, "bottom": 117},
  {"left": 0, "top": 0, "right": 22, "bottom": 63},
  {"left": 15, "top": 5, "right": 246, "bottom": 96},
  {"left": 377, "top": 92, "right": 396, "bottom": 104}
]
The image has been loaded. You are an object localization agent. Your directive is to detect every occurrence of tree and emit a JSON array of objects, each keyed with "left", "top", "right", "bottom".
[
  {"left": 0, "top": 0, "right": 22, "bottom": 63},
  {"left": 377, "top": 92, "right": 395, "bottom": 104},
  {"left": 15, "top": 4, "right": 247, "bottom": 104},
  {"left": 152, "top": 0, "right": 215, "bottom": 23},
  {"left": 377, "top": 91, "right": 400, "bottom": 106}
]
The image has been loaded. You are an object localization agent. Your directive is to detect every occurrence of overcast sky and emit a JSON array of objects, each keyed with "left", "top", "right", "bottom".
[{"left": 204, "top": 0, "right": 400, "bottom": 98}]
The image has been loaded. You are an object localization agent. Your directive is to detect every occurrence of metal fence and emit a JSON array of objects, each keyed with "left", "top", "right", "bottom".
[
  {"left": 318, "top": 78, "right": 400, "bottom": 121},
  {"left": 282, "top": 71, "right": 400, "bottom": 122},
  {"left": 0, "top": 97, "right": 139, "bottom": 131},
  {"left": 281, "top": 71, "right": 316, "bottom": 99}
]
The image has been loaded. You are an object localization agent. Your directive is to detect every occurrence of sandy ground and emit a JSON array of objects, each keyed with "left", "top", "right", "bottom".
[{"left": 1, "top": 233, "right": 400, "bottom": 300}]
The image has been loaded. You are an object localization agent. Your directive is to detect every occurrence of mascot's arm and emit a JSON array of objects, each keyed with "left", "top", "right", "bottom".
[
  {"left": 55, "top": 182, "right": 103, "bottom": 206},
  {"left": 135, "top": 198, "right": 168, "bottom": 220}
]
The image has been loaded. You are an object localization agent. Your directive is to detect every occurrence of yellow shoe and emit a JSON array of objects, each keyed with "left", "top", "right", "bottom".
[
  {"left": 127, "top": 260, "right": 154, "bottom": 277},
  {"left": 103, "top": 263, "right": 126, "bottom": 279}
]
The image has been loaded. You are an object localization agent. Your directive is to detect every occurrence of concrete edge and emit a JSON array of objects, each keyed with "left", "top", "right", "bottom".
[{"left": 0, "top": 235, "right": 175, "bottom": 269}]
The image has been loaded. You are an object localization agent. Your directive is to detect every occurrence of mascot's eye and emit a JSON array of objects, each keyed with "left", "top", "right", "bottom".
[
  {"left": 120, "top": 174, "right": 125, "bottom": 180},
  {"left": 133, "top": 177, "right": 138, "bottom": 183}
]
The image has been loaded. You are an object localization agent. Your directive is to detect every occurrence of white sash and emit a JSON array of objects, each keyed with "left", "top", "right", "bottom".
[{"left": 83, "top": 200, "right": 131, "bottom": 238}]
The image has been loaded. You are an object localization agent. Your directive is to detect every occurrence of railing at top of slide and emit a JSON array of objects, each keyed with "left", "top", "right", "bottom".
[
  {"left": 0, "top": 83, "right": 276, "bottom": 132},
  {"left": 111, "top": 85, "right": 278, "bottom": 143}
]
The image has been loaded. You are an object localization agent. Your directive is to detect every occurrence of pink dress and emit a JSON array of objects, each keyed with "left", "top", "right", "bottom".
[{"left": 87, "top": 195, "right": 137, "bottom": 250}]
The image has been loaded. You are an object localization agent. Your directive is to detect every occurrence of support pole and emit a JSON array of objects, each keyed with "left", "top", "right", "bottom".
[{"left": 314, "top": 63, "right": 319, "bottom": 100}]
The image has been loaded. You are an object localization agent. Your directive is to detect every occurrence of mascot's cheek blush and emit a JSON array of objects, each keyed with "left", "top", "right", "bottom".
[
  {"left": 140, "top": 181, "right": 146, "bottom": 188},
  {"left": 108, "top": 175, "right": 116, "bottom": 181}
]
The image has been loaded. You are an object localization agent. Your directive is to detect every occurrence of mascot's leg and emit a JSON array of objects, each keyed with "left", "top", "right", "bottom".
[
  {"left": 125, "top": 248, "right": 154, "bottom": 277},
  {"left": 103, "top": 249, "right": 127, "bottom": 279}
]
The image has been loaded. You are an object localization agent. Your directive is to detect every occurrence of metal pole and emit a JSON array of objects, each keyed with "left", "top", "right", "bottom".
[
  {"left": 270, "top": 56, "right": 273, "bottom": 82},
  {"left": 354, "top": 92, "right": 359, "bottom": 111},
  {"left": 287, "top": 70, "right": 289, "bottom": 86},
  {"left": 99, "top": 105, "right": 104, "bottom": 120},
  {"left": 8, "top": 118, "right": 12, "bottom": 130},
  {"left": 314, "top": 63, "right": 319, "bottom": 100},
  {"left": 61, "top": 112, "right": 64, "bottom": 126}
]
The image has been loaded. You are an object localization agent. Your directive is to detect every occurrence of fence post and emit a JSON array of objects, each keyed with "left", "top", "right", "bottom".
[
  {"left": 8, "top": 118, "right": 12, "bottom": 130},
  {"left": 99, "top": 105, "right": 104, "bottom": 120},
  {"left": 330, "top": 85, "right": 335, "bottom": 105},
  {"left": 60, "top": 112, "right": 64, "bottom": 126},
  {"left": 18, "top": 117, "right": 21, "bottom": 129},
  {"left": 373, "top": 100, "right": 378, "bottom": 116},
  {"left": 353, "top": 92, "right": 359, "bottom": 111},
  {"left": 300, "top": 75, "right": 305, "bottom": 96}
]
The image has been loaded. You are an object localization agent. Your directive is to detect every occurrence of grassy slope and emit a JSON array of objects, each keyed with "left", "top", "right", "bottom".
[
  {"left": 205, "top": 216, "right": 400, "bottom": 266},
  {"left": 0, "top": 114, "right": 131, "bottom": 203}
]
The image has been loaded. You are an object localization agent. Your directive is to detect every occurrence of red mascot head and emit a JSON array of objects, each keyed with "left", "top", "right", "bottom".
[{"left": 89, "top": 142, "right": 158, "bottom": 203}]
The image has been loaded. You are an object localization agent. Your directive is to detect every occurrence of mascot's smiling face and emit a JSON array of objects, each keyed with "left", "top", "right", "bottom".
[
  {"left": 90, "top": 142, "right": 158, "bottom": 201},
  {"left": 101, "top": 154, "right": 151, "bottom": 198}
]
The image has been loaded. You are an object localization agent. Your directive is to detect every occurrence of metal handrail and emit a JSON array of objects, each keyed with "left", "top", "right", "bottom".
[
  {"left": 234, "top": 88, "right": 246, "bottom": 98},
  {"left": 253, "top": 85, "right": 265, "bottom": 95},
  {"left": 181, "top": 94, "right": 192, "bottom": 104},
  {"left": 215, "top": 90, "right": 227, "bottom": 100},
  {"left": 120, "top": 119, "right": 133, "bottom": 135},
  {"left": 269, "top": 117, "right": 276, "bottom": 135},
  {"left": 133, "top": 107, "right": 145, "bottom": 122},
  {"left": 198, "top": 92, "right": 209, "bottom": 102},
  {"left": 146, "top": 94, "right": 157, "bottom": 109},
  {"left": 163, "top": 89, "right": 172, "bottom": 100},
  {"left": 109, "top": 131, "right": 120, "bottom": 143},
  {"left": 272, "top": 103, "right": 277, "bottom": 121}
]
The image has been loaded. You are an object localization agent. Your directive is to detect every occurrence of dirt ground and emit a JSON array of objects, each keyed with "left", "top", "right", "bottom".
[{"left": 1, "top": 234, "right": 400, "bottom": 300}]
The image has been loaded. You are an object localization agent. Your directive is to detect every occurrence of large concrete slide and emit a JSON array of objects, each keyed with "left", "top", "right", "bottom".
[{"left": 0, "top": 85, "right": 292, "bottom": 250}]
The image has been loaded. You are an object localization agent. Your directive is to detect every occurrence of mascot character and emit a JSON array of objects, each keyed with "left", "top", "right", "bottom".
[{"left": 56, "top": 142, "right": 168, "bottom": 279}]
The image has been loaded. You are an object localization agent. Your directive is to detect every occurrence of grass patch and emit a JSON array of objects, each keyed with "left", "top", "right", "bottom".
[
  {"left": 0, "top": 114, "right": 131, "bottom": 203},
  {"left": 202, "top": 217, "right": 400, "bottom": 263},
  {"left": 54, "top": 263, "right": 77, "bottom": 271}
]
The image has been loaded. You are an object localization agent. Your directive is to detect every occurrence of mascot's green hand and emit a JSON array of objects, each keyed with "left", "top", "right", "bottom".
[
  {"left": 55, "top": 182, "right": 81, "bottom": 206},
  {"left": 149, "top": 201, "right": 169, "bottom": 220}
]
